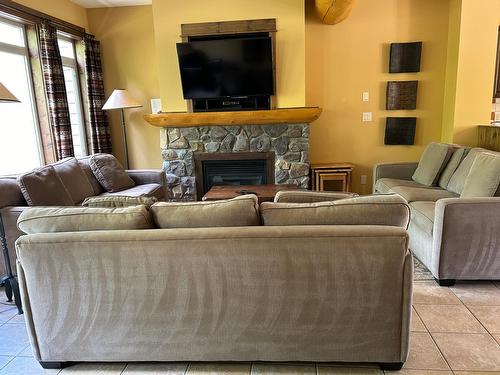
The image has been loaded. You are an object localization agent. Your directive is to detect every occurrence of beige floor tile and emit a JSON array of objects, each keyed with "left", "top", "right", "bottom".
[
  {"left": 403, "top": 332, "right": 449, "bottom": 370},
  {"left": 412, "top": 283, "right": 461, "bottom": 305},
  {"left": 0, "top": 356, "right": 59, "bottom": 374},
  {"left": 413, "top": 305, "right": 485, "bottom": 333},
  {"left": 252, "top": 363, "right": 316, "bottom": 374},
  {"left": 0, "top": 323, "right": 30, "bottom": 356},
  {"left": 385, "top": 370, "right": 452, "bottom": 375},
  {"left": 188, "top": 362, "right": 251, "bottom": 374},
  {"left": 122, "top": 362, "right": 188, "bottom": 374},
  {"left": 318, "top": 366, "right": 382, "bottom": 374},
  {"left": 59, "top": 362, "right": 127, "bottom": 374},
  {"left": 6, "top": 313, "right": 25, "bottom": 324},
  {"left": 451, "top": 283, "right": 500, "bottom": 306},
  {"left": 468, "top": 306, "right": 500, "bottom": 333},
  {"left": 432, "top": 333, "right": 500, "bottom": 371},
  {"left": 454, "top": 372, "right": 500, "bottom": 375},
  {"left": 494, "top": 333, "right": 500, "bottom": 345},
  {"left": 411, "top": 308, "right": 427, "bottom": 332},
  {"left": 493, "top": 281, "right": 500, "bottom": 289}
]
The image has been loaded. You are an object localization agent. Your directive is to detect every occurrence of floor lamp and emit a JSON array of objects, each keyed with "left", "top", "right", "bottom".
[
  {"left": 102, "top": 89, "right": 142, "bottom": 169},
  {"left": 0, "top": 82, "right": 23, "bottom": 314}
]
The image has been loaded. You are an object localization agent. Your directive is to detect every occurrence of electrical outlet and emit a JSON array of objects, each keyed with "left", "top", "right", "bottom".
[
  {"left": 362, "top": 112, "right": 372, "bottom": 122},
  {"left": 362, "top": 92, "right": 369, "bottom": 102},
  {"left": 360, "top": 175, "right": 367, "bottom": 185}
]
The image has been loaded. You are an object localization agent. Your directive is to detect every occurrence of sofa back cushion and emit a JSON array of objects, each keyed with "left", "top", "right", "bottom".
[
  {"left": 82, "top": 195, "right": 158, "bottom": 208},
  {"left": 438, "top": 147, "right": 469, "bottom": 189},
  {"left": 0, "top": 177, "right": 26, "bottom": 208},
  {"left": 260, "top": 194, "right": 410, "bottom": 228},
  {"left": 77, "top": 156, "right": 105, "bottom": 195},
  {"left": 412, "top": 142, "right": 454, "bottom": 186},
  {"left": 151, "top": 194, "right": 260, "bottom": 228},
  {"left": 18, "top": 205, "right": 153, "bottom": 234},
  {"left": 89, "top": 153, "right": 135, "bottom": 193},
  {"left": 461, "top": 152, "right": 500, "bottom": 197},
  {"left": 52, "top": 157, "right": 94, "bottom": 204},
  {"left": 447, "top": 148, "right": 486, "bottom": 195},
  {"left": 17, "top": 165, "right": 73, "bottom": 206}
]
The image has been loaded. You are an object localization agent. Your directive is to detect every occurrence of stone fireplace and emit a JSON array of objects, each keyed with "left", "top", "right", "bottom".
[{"left": 161, "top": 123, "right": 310, "bottom": 201}]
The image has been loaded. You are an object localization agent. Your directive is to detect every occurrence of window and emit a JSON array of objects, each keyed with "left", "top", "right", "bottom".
[
  {"left": 58, "top": 36, "right": 87, "bottom": 157},
  {"left": 0, "top": 18, "right": 42, "bottom": 174}
]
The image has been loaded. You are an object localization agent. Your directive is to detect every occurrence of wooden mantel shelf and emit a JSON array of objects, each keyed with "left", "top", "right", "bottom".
[{"left": 144, "top": 107, "right": 322, "bottom": 128}]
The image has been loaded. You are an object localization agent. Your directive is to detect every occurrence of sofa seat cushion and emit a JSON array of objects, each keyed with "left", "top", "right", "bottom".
[
  {"left": 409, "top": 201, "right": 435, "bottom": 236},
  {"left": 52, "top": 157, "right": 94, "bottom": 204},
  {"left": 90, "top": 153, "right": 135, "bottom": 192},
  {"left": 17, "top": 165, "right": 73, "bottom": 206},
  {"left": 412, "top": 142, "right": 454, "bottom": 186},
  {"left": 375, "top": 178, "right": 425, "bottom": 194},
  {"left": 274, "top": 190, "right": 357, "bottom": 203},
  {"left": 260, "top": 194, "right": 410, "bottom": 228},
  {"left": 101, "top": 183, "right": 164, "bottom": 200},
  {"left": 390, "top": 186, "right": 458, "bottom": 203},
  {"left": 461, "top": 152, "right": 500, "bottom": 197},
  {"left": 18, "top": 205, "right": 154, "bottom": 234},
  {"left": 82, "top": 195, "right": 158, "bottom": 208}
]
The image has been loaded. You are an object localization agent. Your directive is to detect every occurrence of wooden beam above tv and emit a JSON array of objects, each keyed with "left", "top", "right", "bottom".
[
  {"left": 144, "top": 107, "right": 322, "bottom": 128},
  {"left": 181, "top": 19, "right": 276, "bottom": 37}
]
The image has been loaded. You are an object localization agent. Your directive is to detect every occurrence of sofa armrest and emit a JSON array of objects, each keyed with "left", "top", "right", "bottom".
[
  {"left": 126, "top": 170, "right": 166, "bottom": 186},
  {"left": 431, "top": 197, "right": 500, "bottom": 279},
  {"left": 274, "top": 190, "right": 358, "bottom": 203},
  {"left": 373, "top": 162, "right": 418, "bottom": 192}
]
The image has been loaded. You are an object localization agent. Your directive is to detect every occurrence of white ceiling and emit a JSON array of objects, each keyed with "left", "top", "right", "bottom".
[{"left": 70, "top": 0, "right": 151, "bottom": 8}]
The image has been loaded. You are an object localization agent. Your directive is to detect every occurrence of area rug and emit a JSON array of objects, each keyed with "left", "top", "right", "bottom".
[{"left": 413, "top": 255, "right": 434, "bottom": 281}]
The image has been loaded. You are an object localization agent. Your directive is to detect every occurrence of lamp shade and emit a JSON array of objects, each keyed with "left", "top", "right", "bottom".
[
  {"left": 102, "top": 89, "right": 142, "bottom": 110},
  {"left": 0, "top": 82, "right": 20, "bottom": 103}
]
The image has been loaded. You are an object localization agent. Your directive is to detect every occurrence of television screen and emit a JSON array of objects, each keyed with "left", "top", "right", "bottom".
[{"left": 176, "top": 36, "right": 274, "bottom": 99}]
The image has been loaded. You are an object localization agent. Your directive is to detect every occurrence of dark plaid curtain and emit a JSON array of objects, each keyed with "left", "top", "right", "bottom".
[
  {"left": 84, "top": 34, "right": 112, "bottom": 154},
  {"left": 38, "top": 21, "right": 74, "bottom": 159}
]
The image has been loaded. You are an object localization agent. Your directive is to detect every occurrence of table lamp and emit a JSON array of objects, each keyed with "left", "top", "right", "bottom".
[
  {"left": 102, "top": 89, "right": 142, "bottom": 169},
  {"left": 0, "top": 82, "right": 20, "bottom": 103}
]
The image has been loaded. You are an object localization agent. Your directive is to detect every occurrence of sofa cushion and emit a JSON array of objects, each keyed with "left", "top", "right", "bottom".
[
  {"left": 274, "top": 190, "right": 357, "bottom": 203},
  {"left": 17, "top": 165, "right": 73, "bottom": 206},
  {"left": 412, "top": 142, "right": 454, "bottom": 186},
  {"left": 82, "top": 195, "right": 158, "bottom": 208},
  {"left": 447, "top": 148, "right": 486, "bottom": 195},
  {"left": 52, "top": 157, "right": 94, "bottom": 204},
  {"left": 390, "top": 186, "right": 458, "bottom": 203},
  {"left": 438, "top": 147, "right": 469, "bottom": 189},
  {"left": 101, "top": 183, "right": 164, "bottom": 200},
  {"left": 375, "top": 178, "right": 425, "bottom": 194},
  {"left": 18, "top": 205, "right": 154, "bottom": 234},
  {"left": 0, "top": 177, "right": 25, "bottom": 208},
  {"left": 151, "top": 194, "right": 260, "bottom": 228},
  {"left": 461, "top": 152, "right": 500, "bottom": 197},
  {"left": 260, "top": 194, "right": 410, "bottom": 228},
  {"left": 89, "top": 153, "right": 135, "bottom": 193},
  {"left": 409, "top": 201, "right": 435, "bottom": 236},
  {"left": 77, "top": 156, "right": 105, "bottom": 195}
]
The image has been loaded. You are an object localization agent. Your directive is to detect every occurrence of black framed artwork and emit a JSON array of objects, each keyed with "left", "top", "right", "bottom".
[
  {"left": 385, "top": 117, "right": 416, "bottom": 145},
  {"left": 389, "top": 42, "right": 422, "bottom": 73},
  {"left": 386, "top": 80, "right": 418, "bottom": 110}
]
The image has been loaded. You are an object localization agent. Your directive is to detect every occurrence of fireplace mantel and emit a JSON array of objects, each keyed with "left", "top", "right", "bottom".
[{"left": 144, "top": 107, "right": 322, "bottom": 128}]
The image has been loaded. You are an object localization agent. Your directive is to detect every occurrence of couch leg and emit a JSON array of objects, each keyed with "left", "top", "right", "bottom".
[
  {"left": 437, "top": 279, "right": 456, "bottom": 287},
  {"left": 39, "top": 361, "right": 68, "bottom": 369},
  {"left": 379, "top": 362, "right": 404, "bottom": 371}
]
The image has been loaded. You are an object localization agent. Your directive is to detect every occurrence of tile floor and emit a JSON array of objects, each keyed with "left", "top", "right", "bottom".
[{"left": 0, "top": 280, "right": 499, "bottom": 375}]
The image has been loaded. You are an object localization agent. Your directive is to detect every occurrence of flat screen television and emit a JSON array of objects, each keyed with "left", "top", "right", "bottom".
[{"left": 176, "top": 36, "right": 274, "bottom": 100}]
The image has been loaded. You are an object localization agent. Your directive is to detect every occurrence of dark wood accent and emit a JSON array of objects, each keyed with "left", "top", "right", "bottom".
[
  {"left": 181, "top": 19, "right": 276, "bottom": 37},
  {"left": 194, "top": 151, "right": 275, "bottom": 200},
  {"left": 389, "top": 42, "right": 422, "bottom": 73},
  {"left": 494, "top": 27, "right": 500, "bottom": 98},
  {"left": 385, "top": 117, "right": 417, "bottom": 145},
  {"left": 386, "top": 81, "right": 418, "bottom": 110},
  {"left": 202, "top": 184, "right": 297, "bottom": 203},
  {"left": 478, "top": 125, "right": 500, "bottom": 151},
  {"left": 0, "top": 0, "right": 86, "bottom": 36}
]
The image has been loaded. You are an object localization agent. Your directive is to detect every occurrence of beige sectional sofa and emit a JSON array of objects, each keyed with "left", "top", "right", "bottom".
[
  {"left": 16, "top": 193, "right": 413, "bottom": 370},
  {"left": 373, "top": 144, "right": 500, "bottom": 285}
]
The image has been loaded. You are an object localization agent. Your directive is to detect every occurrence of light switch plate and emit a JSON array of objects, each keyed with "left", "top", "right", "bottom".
[
  {"left": 362, "top": 92, "right": 369, "bottom": 102},
  {"left": 362, "top": 112, "right": 373, "bottom": 122},
  {"left": 360, "top": 175, "right": 367, "bottom": 185}
]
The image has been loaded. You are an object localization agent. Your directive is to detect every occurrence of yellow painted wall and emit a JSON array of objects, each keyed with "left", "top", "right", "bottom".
[
  {"left": 151, "top": 0, "right": 305, "bottom": 111},
  {"left": 306, "top": 0, "right": 451, "bottom": 194},
  {"left": 13, "top": 0, "right": 88, "bottom": 29},
  {"left": 87, "top": 6, "right": 161, "bottom": 169}
]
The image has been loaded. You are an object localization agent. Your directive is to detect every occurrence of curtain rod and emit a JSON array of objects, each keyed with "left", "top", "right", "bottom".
[{"left": 0, "top": 0, "right": 86, "bottom": 37}]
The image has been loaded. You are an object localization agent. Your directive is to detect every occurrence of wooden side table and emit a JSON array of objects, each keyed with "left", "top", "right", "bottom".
[{"left": 311, "top": 163, "right": 354, "bottom": 192}]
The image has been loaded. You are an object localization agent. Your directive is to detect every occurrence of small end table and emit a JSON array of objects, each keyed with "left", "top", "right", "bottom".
[
  {"left": 311, "top": 162, "right": 354, "bottom": 192},
  {"left": 0, "top": 214, "right": 22, "bottom": 314}
]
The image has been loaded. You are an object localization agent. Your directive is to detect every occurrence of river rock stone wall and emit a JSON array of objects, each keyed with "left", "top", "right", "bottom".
[{"left": 160, "top": 124, "right": 310, "bottom": 201}]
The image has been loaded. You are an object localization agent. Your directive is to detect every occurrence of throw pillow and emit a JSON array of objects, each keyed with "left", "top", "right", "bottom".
[
  {"left": 151, "top": 194, "right": 260, "bottom": 228},
  {"left": 461, "top": 152, "right": 500, "bottom": 197},
  {"left": 447, "top": 148, "right": 486, "bottom": 195},
  {"left": 412, "top": 142, "right": 454, "bottom": 186},
  {"left": 52, "top": 157, "right": 95, "bottom": 204},
  {"left": 77, "top": 156, "right": 105, "bottom": 195},
  {"left": 89, "top": 153, "right": 135, "bottom": 193},
  {"left": 18, "top": 205, "right": 154, "bottom": 234},
  {"left": 82, "top": 195, "right": 158, "bottom": 208},
  {"left": 260, "top": 194, "right": 410, "bottom": 228},
  {"left": 438, "top": 147, "right": 469, "bottom": 189},
  {"left": 17, "top": 165, "right": 73, "bottom": 206}
]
